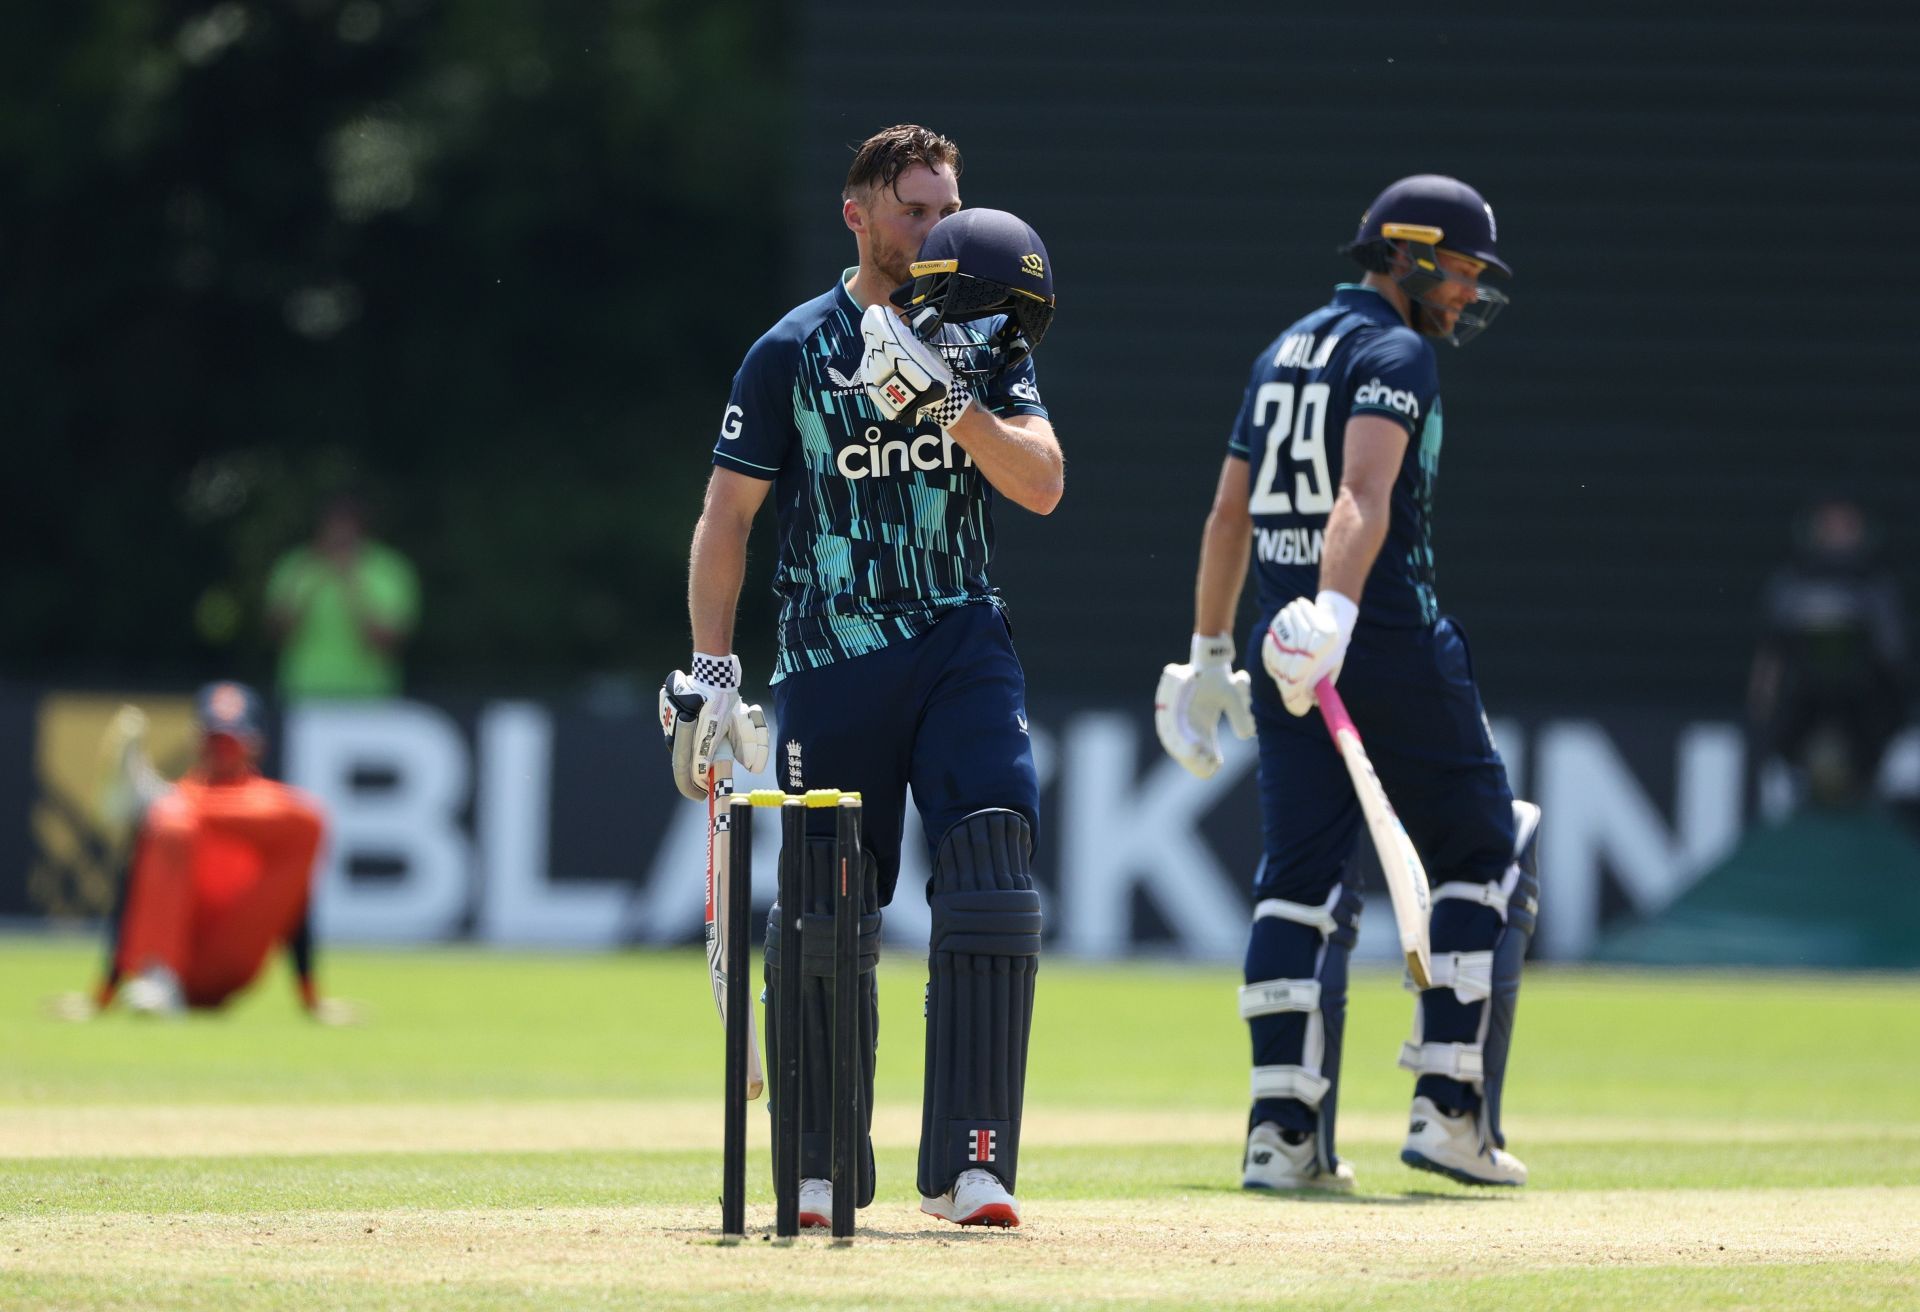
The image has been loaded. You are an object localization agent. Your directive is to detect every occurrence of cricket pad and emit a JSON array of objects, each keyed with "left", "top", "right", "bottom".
[{"left": 918, "top": 808, "right": 1042, "bottom": 1199}]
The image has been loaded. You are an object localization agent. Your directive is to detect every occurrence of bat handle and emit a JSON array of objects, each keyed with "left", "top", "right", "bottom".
[{"left": 1313, "top": 678, "right": 1357, "bottom": 739}]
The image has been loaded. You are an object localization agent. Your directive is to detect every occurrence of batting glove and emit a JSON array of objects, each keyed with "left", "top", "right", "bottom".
[
  {"left": 659, "top": 654, "right": 771, "bottom": 800},
  {"left": 859, "top": 303, "right": 974, "bottom": 429},
  {"left": 1154, "top": 634, "right": 1256, "bottom": 779},
  {"left": 1261, "top": 591, "right": 1359, "bottom": 717}
]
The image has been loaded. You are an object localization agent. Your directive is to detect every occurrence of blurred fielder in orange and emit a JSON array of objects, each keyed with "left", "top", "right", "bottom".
[{"left": 66, "top": 681, "right": 349, "bottom": 1021}]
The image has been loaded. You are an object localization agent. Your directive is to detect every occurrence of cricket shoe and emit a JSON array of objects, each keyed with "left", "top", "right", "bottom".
[
  {"left": 921, "top": 1168, "right": 1019, "bottom": 1227},
  {"left": 124, "top": 965, "right": 185, "bottom": 1018},
  {"left": 1241, "top": 1122, "right": 1355, "bottom": 1192},
  {"left": 1400, "top": 1096, "right": 1527, "bottom": 1186},
  {"left": 797, "top": 1177, "right": 832, "bottom": 1229}
]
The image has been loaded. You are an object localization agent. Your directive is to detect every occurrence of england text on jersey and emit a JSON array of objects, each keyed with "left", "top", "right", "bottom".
[{"left": 1227, "top": 283, "right": 1445, "bottom": 631}]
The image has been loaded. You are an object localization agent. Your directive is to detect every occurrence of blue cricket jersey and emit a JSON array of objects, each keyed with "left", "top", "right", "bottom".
[
  {"left": 713, "top": 271, "right": 1050, "bottom": 680},
  {"left": 1227, "top": 283, "right": 1445, "bottom": 630}
]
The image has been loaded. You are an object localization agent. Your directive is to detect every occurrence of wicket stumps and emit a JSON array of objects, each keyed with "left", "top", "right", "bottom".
[{"left": 720, "top": 788, "right": 864, "bottom": 1240}]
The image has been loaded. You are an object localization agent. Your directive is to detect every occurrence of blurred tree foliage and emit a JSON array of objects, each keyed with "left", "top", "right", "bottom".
[{"left": 0, "top": 0, "right": 787, "bottom": 695}]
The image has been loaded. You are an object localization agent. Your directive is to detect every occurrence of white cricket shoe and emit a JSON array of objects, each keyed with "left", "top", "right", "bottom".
[
  {"left": 124, "top": 965, "right": 184, "bottom": 1018},
  {"left": 796, "top": 1177, "right": 832, "bottom": 1229},
  {"left": 1241, "top": 1122, "right": 1355, "bottom": 1192},
  {"left": 920, "top": 1168, "right": 1020, "bottom": 1227},
  {"left": 1400, "top": 1096, "right": 1527, "bottom": 1186}
]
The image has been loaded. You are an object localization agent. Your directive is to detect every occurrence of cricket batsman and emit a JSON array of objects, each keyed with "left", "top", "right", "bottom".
[
  {"left": 1155, "top": 175, "right": 1539, "bottom": 1188},
  {"left": 78, "top": 682, "right": 339, "bottom": 1020},
  {"left": 659, "top": 125, "right": 1060, "bottom": 1227}
]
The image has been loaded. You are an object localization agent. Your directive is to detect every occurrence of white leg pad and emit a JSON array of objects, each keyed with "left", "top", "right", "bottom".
[
  {"left": 1414, "top": 949, "right": 1494, "bottom": 1002},
  {"left": 1399, "top": 1040, "right": 1485, "bottom": 1082},
  {"left": 1253, "top": 1064, "right": 1331, "bottom": 1107},
  {"left": 1244, "top": 976, "right": 1328, "bottom": 1104},
  {"left": 1251, "top": 886, "right": 1343, "bottom": 936},
  {"left": 1430, "top": 879, "right": 1510, "bottom": 918},
  {"left": 1239, "top": 979, "right": 1321, "bottom": 1018}
]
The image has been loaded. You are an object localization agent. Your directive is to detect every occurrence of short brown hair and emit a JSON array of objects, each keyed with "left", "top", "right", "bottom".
[{"left": 843, "top": 124, "right": 962, "bottom": 201}]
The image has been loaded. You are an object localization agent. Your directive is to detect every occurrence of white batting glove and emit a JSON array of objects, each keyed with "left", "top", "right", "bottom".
[
  {"left": 859, "top": 303, "right": 974, "bottom": 428},
  {"left": 1261, "top": 591, "right": 1359, "bottom": 717},
  {"left": 1154, "top": 634, "right": 1257, "bottom": 779},
  {"left": 658, "top": 654, "right": 771, "bottom": 801}
]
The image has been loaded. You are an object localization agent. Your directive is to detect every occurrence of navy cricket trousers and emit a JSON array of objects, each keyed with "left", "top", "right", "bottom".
[
  {"left": 772, "top": 601, "right": 1039, "bottom": 907},
  {"left": 1249, "top": 615, "right": 1516, "bottom": 904}
]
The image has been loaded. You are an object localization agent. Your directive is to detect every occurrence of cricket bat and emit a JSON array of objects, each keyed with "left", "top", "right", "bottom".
[
  {"left": 704, "top": 759, "right": 764, "bottom": 1099},
  {"left": 1314, "top": 678, "right": 1435, "bottom": 989}
]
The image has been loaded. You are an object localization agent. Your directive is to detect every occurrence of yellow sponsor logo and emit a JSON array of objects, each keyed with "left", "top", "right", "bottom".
[
  {"left": 30, "top": 693, "right": 194, "bottom": 918},
  {"left": 1020, "top": 252, "right": 1044, "bottom": 278}
]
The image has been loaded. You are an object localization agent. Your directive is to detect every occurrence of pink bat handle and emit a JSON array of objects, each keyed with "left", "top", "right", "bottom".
[{"left": 1313, "top": 677, "right": 1356, "bottom": 737}]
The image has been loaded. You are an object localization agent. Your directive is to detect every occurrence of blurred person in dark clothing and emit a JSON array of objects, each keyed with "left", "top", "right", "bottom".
[{"left": 1749, "top": 498, "right": 1909, "bottom": 808}]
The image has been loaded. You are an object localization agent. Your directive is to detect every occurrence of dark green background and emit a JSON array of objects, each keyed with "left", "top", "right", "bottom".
[{"left": 6, "top": 1, "right": 1916, "bottom": 713}]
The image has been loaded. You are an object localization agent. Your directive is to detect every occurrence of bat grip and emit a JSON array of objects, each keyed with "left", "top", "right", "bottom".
[{"left": 1313, "top": 677, "right": 1358, "bottom": 739}]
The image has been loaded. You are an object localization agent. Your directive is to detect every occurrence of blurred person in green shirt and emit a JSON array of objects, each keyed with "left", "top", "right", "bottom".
[{"left": 266, "top": 494, "right": 419, "bottom": 699}]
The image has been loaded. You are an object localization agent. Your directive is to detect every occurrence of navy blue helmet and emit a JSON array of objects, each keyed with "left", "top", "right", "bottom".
[
  {"left": 890, "top": 208, "right": 1056, "bottom": 378},
  {"left": 1342, "top": 175, "right": 1511, "bottom": 346}
]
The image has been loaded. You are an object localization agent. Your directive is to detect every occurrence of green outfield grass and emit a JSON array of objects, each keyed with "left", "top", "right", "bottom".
[{"left": 2, "top": 938, "right": 1917, "bottom": 1310}]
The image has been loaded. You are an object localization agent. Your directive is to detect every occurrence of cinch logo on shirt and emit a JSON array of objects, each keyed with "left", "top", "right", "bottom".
[
  {"left": 1354, "top": 376, "right": 1421, "bottom": 420},
  {"left": 835, "top": 427, "right": 976, "bottom": 481}
]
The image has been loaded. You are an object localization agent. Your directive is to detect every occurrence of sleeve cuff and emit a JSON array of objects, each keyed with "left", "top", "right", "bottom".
[
  {"left": 711, "top": 450, "right": 780, "bottom": 478},
  {"left": 1316, "top": 590, "right": 1359, "bottom": 640}
]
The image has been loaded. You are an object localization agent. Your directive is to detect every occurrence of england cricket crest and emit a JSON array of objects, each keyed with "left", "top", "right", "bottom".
[{"left": 704, "top": 760, "right": 765, "bottom": 1099}]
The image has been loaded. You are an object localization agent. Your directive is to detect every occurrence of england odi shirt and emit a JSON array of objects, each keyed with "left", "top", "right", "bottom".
[
  {"left": 1227, "top": 283, "right": 1444, "bottom": 631},
  {"left": 713, "top": 271, "right": 1049, "bottom": 680}
]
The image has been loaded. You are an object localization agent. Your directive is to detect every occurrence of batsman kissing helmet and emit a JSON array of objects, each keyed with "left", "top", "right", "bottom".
[
  {"left": 889, "top": 208, "right": 1056, "bottom": 382},
  {"left": 1342, "top": 175, "right": 1511, "bottom": 346}
]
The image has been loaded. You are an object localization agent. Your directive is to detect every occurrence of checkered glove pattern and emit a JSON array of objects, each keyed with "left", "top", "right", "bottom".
[
  {"left": 690, "top": 652, "right": 739, "bottom": 691},
  {"left": 918, "top": 378, "right": 975, "bottom": 430},
  {"left": 659, "top": 653, "right": 767, "bottom": 801}
]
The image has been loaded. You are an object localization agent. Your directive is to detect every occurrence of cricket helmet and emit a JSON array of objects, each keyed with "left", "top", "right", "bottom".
[
  {"left": 889, "top": 208, "right": 1056, "bottom": 379},
  {"left": 1342, "top": 174, "right": 1511, "bottom": 346}
]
